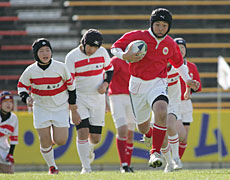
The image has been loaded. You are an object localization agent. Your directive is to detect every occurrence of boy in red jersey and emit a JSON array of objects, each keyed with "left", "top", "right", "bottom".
[
  {"left": 17, "top": 38, "right": 81, "bottom": 174},
  {"left": 111, "top": 8, "right": 200, "bottom": 168},
  {"left": 108, "top": 56, "right": 135, "bottom": 173},
  {"left": 174, "top": 38, "right": 202, "bottom": 159},
  {"left": 0, "top": 91, "right": 18, "bottom": 174}
]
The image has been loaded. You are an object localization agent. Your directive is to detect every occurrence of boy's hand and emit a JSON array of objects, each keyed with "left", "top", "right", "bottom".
[
  {"left": 98, "top": 82, "right": 109, "bottom": 94},
  {"left": 69, "top": 104, "right": 81, "bottom": 125},
  {"left": 123, "top": 44, "right": 143, "bottom": 63},
  {"left": 26, "top": 96, "right": 33, "bottom": 107},
  {"left": 6, "top": 153, "right": 14, "bottom": 164},
  {"left": 185, "top": 79, "right": 200, "bottom": 91}
]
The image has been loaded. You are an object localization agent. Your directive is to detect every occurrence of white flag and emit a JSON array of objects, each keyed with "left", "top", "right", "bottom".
[{"left": 217, "top": 56, "right": 230, "bottom": 90}]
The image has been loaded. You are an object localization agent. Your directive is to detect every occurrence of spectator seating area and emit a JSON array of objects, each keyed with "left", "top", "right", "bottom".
[{"left": 0, "top": 0, "right": 230, "bottom": 109}]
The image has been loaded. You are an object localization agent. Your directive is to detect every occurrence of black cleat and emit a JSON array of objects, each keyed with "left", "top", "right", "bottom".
[{"left": 120, "top": 166, "right": 131, "bottom": 173}]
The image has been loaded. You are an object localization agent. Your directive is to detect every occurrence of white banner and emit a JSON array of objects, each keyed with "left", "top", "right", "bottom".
[{"left": 217, "top": 56, "right": 230, "bottom": 90}]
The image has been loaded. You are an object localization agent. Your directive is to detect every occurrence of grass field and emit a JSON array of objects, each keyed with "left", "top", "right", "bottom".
[{"left": 1, "top": 169, "right": 230, "bottom": 180}]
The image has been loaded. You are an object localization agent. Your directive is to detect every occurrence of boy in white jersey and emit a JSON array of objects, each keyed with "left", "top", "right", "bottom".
[
  {"left": 161, "top": 63, "right": 182, "bottom": 172},
  {"left": 0, "top": 91, "right": 18, "bottom": 174},
  {"left": 174, "top": 38, "right": 202, "bottom": 159},
  {"left": 65, "top": 29, "right": 114, "bottom": 174},
  {"left": 17, "top": 38, "right": 81, "bottom": 174}
]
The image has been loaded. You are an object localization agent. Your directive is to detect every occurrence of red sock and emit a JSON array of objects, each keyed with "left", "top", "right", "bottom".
[
  {"left": 116, "top": 137, "right": 127, "bottom": 166},
  {"left": 179, "top": 143, "right": 187, "bottom": 159},
  {"left": 145, "top": 127, "right": 153, "bottom": 138},
  {"left": 151, "top": 124, "right": 167, "bottom": 154},
  {"left": 126, "top": 143, "right": 133, "bottom": 166}
]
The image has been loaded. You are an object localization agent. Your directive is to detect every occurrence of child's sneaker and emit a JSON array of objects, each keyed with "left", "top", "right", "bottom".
[{"left": 49, "top": 166, "right": 59, "bottom": 174}]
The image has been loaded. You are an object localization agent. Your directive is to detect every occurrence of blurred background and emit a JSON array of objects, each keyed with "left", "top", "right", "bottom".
[{"left": 0, "top": 0, "right": 230, "bottom": 172}]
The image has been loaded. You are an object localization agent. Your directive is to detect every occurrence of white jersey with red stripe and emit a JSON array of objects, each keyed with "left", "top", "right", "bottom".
[
  {"left": 0, "top": 112, "right": 18, "bottom": 152},
  {"left": 65, "top": 46, "right": 113, "bottom": 95},
  {"left": 167, "top": 65, "right": 181, "bottom": 119},
  {"left": 17, "top": 59, "right": 75, "bottom": 111}
]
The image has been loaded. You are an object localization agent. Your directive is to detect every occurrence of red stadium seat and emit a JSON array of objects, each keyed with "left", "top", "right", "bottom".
[
  {"left": 0, "top": 16, "right": 18, "bottom": 21},
  {"left": 0, "top": 75, "right": 20, "bottom": 80},
  {"left": 0, "top": 60, "right": 34, "bottom": 65},
  {"left": 0, "top": 2, "right": 11, "bottom": 7},
  {"left": 1, "top": 45, "right": 31, "bottom": 50},
  {"left": 0, "top": 30, "right": 27, "bottom": 35}
]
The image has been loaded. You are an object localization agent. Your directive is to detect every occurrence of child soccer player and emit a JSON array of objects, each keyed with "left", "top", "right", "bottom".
[
  {"left": 111, "top": 8, "right": 200, "bottom": 168},
  {"left": 17, "top": 38, "right": 81, "bottom": 174},
  {"left": 0, "top": 91, "right": 18, "bottom": 174}
]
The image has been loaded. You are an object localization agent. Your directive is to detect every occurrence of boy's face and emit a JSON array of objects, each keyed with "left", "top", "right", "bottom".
[
  {"left": 178, "top": 44, "right": 186, "bottom": 58},
  {"left": 152, "top": 21, "right": 169, "bottom": 38},
  {"left": 37, "top": 46, "right": 52, "bottom": 64},
  {"left": 84, "top": 44, "right": 99, "bottom": 56},
  {"left": 1, "top": 99, "right": 13, "bottom": 112}
]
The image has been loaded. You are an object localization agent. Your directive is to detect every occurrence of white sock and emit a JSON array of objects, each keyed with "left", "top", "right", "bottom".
[
  {"left": 77, "top": 138, "right": 91, "bottom": 169},
  {"left": 161, "top": 143, "right": 173, "bottom": 164},
  {"left": 40, "top": 146, "right": 57, "bottom": 168},
  {"left": 89, "top": 140, "right": 95, "bottom": 153},
  {"left": 168, "top": 134, "right": 180, "bottom": 159}
]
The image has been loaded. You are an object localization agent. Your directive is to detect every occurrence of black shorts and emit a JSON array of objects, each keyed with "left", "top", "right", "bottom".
[
  {"left": 76, "top": 118, "right": 102, "bottom": 134},
  {"left": 151, "top": 95, "right": 169, "bottom": 107}
]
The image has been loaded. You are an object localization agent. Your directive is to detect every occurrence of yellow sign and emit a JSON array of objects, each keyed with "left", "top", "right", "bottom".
[{"left": 14, "top": 110, "right": 230, "bottom": 164}]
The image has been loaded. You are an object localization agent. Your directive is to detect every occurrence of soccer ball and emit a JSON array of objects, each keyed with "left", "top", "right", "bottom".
[{"left": 125, "top": 40, "right": 147, "bottom": 58}]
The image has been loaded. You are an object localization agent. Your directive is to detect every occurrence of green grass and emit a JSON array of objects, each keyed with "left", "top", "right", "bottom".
[{"left": 1, "top": 169, "right": 230, "bottom": 180}]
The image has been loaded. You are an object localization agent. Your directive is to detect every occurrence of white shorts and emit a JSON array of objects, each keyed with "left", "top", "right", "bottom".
[
  {"left": 129, "top": 76, "right": 168, "bottom": 125},
  {"left": 109, "top": 94, "right": 136, "bottom": 131},
  {"left": 181, "top": 99, "right": 193, "bottom": 123},
  {"left": 75, "top": 93, "right": 105, "bottom": 126},
  {"left": 0, "top": 149, "right": 11, "bottom": 165},
  {"left": 168, "top": 101, "right": 181, "bottom": 120},
  {"left": 33, "top": 105, "right": 70, "bottom": 129},
  {"left": 168, "top": 83, "right": 181, "bottom": 120}
]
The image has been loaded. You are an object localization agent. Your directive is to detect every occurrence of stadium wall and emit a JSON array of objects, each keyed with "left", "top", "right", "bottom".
[{"left": 14, "top": 110, "right": 230, "bottom": 165}]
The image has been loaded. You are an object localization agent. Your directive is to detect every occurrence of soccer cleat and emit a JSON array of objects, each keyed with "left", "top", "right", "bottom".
[
  {"left": 80, "top": 167, "right": 92, "bottom": 174},
  {"left": 173, "top": 158, "right": 183, "bottom": 170},
  {"left": 140, "top": 135, "right": 152, "bottom": 147},
  {"left": 148, "top": 152, "right": 163, "bottom": 168},
  {"left": 164, "top": 163, "right": 175, "bottom": 173},
  {"left": 48, "top": 166, "right": 59, "bottom": 174},
  {"left": 120, "top": 165, "right": 132, "bottom": 173},
  {"left": 129, "top": 166, "right": 135, "bottom": 173}
]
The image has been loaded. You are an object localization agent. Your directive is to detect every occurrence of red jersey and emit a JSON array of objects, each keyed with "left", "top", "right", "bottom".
[
  {"left": 180, "top": 60, "right": 202, "bottom": 100},
  {"left": 111, "top": 29, "right": 183, "bottom": 80},
  {"left": 108, "top": 57, "right": 130, "bottom": 95}
]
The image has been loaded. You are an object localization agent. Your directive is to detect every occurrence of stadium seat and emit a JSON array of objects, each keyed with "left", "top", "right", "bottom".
[{"left": 1, "top": 0, "right": 230, "bottom": 109}]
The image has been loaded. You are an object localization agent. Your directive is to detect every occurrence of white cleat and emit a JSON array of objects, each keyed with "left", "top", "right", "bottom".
[
  {"left": 173, "top": 158, "right": 183, "bottom": 170},
  {"left": 80, "top": 168, "right": 92, "bottom": 174},
  {"left": 140, "top": 135, "right": 152, "bottom": 147},
  {"left": 148, "top": 152, "right": 163, "bottom": 168},
  {"left": 164, "top": 163, "right": 175, "bottom": 173}
]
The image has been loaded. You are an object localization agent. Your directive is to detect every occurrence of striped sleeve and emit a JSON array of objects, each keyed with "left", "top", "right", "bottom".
[
  {"left": 63, "top": 64, "right": 75, "bottom": 91},
  {"left": 10, "top": 115, "right": 19, "bottom": 145},
  {"left": 65, "top": 52, "right": 76, "bottom": 80},
  {"left": 102, "top": 47, "right": 114, "bottom": 72},
  {"left": 17, "top": 67, "right": 31, "bottom": 95}
]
